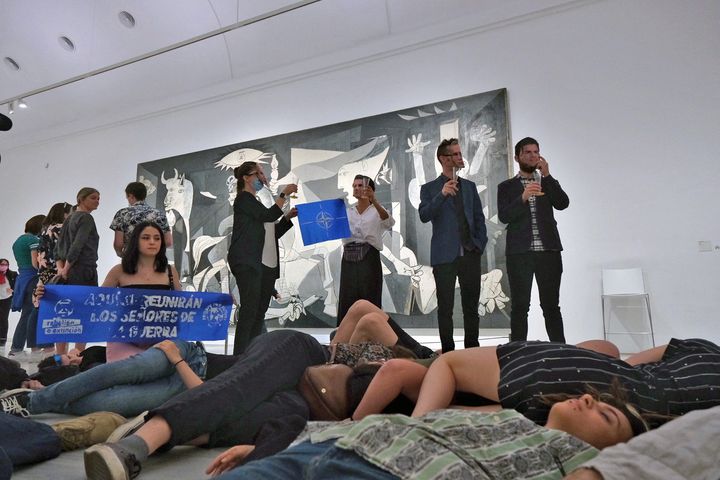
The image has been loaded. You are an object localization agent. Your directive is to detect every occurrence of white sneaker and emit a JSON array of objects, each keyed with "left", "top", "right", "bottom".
[{"left": 106, "top": 411, "right": 148, "bottom": 443}]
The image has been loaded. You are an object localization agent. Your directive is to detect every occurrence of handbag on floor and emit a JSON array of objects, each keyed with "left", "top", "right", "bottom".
[{"left": 297, "top": 344, "right": 353, "bottom": 421}]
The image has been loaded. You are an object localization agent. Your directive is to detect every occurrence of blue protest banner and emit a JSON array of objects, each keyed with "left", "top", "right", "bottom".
[
  {"left": 295, "top": 198, "right": 351, "bottom": 246},
  {"left": 37, "top": 285, "right": 233, "bottom": 343}
]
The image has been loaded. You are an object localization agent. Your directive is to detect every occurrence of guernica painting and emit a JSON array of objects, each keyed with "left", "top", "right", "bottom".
[{"left": 138, "top": 88, "right": 512, "bottom": 329}]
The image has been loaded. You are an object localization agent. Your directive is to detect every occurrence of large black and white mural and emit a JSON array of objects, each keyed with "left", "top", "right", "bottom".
[{"left": 138, "top": 88, "right": 512, "bottom": 329}]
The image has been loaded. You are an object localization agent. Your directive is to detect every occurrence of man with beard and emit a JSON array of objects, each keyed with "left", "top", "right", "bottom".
[{"left": 498, "top": 137, "right": 569, "bottom": 342}]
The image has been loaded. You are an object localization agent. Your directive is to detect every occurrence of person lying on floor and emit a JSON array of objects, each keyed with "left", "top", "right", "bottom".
[
  {"left": 81, "top": 319, "right": 421, "bottom": 480},
  {"left": 564, "top": 404, "right": 720, "bottom": 480},
  {"left": 1, "top": 299, "right": 421, "bottom": 418},
  {"left": 1, "top": 339, "right": 209, "bottom": 417},
  {"left": 0, "top": 410, "right": 127, "bottom": 478},
  {"left": 209, "top": 381, "right": 649, "bottom": 480},
  {"left": 348, "top": 337, "right": 720, "bottom": 426}
]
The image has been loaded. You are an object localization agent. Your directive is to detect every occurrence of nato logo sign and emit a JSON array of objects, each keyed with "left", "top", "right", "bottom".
[{"left": 296, "top": 198, "right": 351, "bottom": 246}]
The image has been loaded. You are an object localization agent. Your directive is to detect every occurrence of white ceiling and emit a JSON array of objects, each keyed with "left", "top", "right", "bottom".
[{"left": 0, "top": 0, "right": 586, "bottom": 149}]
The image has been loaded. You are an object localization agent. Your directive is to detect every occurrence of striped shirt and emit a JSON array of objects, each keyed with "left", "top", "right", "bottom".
[{"left": 497, "top": 339, "right": 720, "bottom": 428}]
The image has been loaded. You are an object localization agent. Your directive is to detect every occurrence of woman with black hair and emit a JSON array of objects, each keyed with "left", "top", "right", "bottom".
[
  {"left": 337, "top": 174, "right": 394, "bottom": 325},
  {"left": 8, "top": 214, "right": 45, "bottom": 356},
  {"left": 209, "top": 382, "right": 646, "bottom": 480},
  {"left": 36, "top": 202, "right": 73, "bottom": 286},
  {"left": 38, "top": 220, "right": 178, "bottom": 362},
  {"left": 99, "top": 220, "right": 181, "bottom": 362},
  {"left": 27, "top": 201, "right": 73, "bottom": 353},
  {"left": 1, "top": 222, "right": 206, "bottom": 417}
]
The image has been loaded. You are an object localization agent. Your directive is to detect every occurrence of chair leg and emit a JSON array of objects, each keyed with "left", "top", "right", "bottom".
[
  {"left": 644, "top": 294, "right": 655, "bottom": 347},
  {"left": 601, "top": 296, "right": 608, "bottom": 341}
]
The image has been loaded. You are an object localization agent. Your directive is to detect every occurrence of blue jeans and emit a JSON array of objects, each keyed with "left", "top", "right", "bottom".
[
  {"left": 27, "top": 340, "right": 207, "bottom": 416},
  {"left": 218, "top": 440, "right": 398, "bottom": 480},
  {"left": 26, "top": 307, "right": 53, "bottom": 349},
  {"left": 0, "top": 413, "right": 61, "bottom": 476},
  {"left": 10, "top": 274, "right": 37, "bottom": 352}
]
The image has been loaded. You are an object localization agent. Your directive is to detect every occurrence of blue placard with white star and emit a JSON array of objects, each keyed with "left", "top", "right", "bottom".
[{"left": 296, "top": 198, "right": 351, "bottom": 246}]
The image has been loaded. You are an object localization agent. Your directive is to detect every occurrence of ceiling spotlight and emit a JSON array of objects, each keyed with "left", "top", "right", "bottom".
[
  {"left": 8, "top": 101, "right": 16, "bottom": 115},
  {"left": 18, "top": 98, "right": 28, "bottom": 109},
  {"left": 3, "top": 56, "right": 20, "bottom": 71},
  {"left": 118, "top": 11, "right": 136, "bottom": 28},
  {"left": 59, "top": 36, "right": 76, "bottom": 52}
]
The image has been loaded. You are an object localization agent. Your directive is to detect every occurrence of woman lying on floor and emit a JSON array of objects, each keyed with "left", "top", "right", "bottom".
[
  {"left": 0, "top": 299, "right": 422, "bottom": 418},
  {"left": 351, "top": 337, "right": 720, "bottom": 429}
]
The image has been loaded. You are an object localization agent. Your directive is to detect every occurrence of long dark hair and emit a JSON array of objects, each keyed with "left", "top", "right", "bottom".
[
  {"left": 121, "top": 221, "right": 168, "bottom": 274},
  {"left": 43, "top": 202, "right": 73, "bottom": 227},
  {"left": 541, "top": 378, "right": 655, "bottom": 437}
]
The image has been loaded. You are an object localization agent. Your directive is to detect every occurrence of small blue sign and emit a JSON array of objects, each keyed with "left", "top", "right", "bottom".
[
  {"left": 37, "top": 285, "right": 233, "bottom": 343},
  {"left": 296, "top": 198, "right": 351, "bottom": 246}
]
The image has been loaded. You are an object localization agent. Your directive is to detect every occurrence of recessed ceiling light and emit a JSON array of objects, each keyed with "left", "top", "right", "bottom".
[
  {"left": 118, "top": 11, "right": 136, "bottom": 28},
  {"left": 59, "top": 36, "right": 76, "bottom": 52},
  {"left": 3, "top": 57, "right": 20, "bottom": 71}
]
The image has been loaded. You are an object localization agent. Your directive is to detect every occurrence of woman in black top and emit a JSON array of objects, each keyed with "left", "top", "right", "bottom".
[{"left": 226, "top": 161, "right": 298, "bottom": 354}]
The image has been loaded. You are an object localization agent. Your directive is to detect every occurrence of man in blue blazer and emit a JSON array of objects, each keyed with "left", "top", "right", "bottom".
[
  {"left": 419, "top": 138, "right": 487, "bottom": 352},
  {"left": 497, "top": 137, "right": 569, "bottom": 342}
]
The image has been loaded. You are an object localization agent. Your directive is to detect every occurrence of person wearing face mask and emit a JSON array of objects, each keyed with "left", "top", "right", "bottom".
[
  {"left": 0, "top": 258, "right": 18, "bottom": 347},
  {"left": 227, "top": 161, "right": 298, "bottom": 354},
  {"left": 55, "top": 187, "right": 101, "bottom": 355},
  {"left": 498, "top": 137, "right": 570, "bottom": 343}
]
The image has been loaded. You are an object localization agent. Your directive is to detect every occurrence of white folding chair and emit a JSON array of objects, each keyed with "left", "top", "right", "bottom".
[{"left": 601, "top": 268, "right": 655, "bottom": 348}]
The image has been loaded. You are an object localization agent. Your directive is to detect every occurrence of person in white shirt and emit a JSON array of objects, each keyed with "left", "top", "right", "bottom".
[{"left": 337, "top": 175, "right": 394, "bottom": 326}]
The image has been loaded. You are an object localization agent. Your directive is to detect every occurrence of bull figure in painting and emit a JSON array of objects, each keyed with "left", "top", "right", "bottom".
[{"left": 161, "top": 168, "right": 194, "bottom": 279}]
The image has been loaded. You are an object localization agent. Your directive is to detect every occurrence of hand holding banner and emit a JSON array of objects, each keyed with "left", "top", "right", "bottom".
[{"left": 37, "top": 285, "right": 233, "bottom": 343}]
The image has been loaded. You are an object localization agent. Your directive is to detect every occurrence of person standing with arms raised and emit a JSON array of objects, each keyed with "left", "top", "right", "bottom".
[
  {"left": 419, "top": 138, "right": 487, "bottom": 352},
  {"left": 498, "top": 137, "right": 569, "bottom": 342},
  {"left": 227, "top": 162, "right": 298, "bottom": 354},
  {"left": 337, "top": 175, "right": 394, "bottom": 326}
]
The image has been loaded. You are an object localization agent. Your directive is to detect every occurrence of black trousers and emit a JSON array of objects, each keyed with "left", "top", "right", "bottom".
[
  {"left": 231, "top": 264, "right": 277, "bottom": 355},
  {"left": 150, "top": 330, "right": 327, "bottom": 448},
  {"left": 506, "top": 251, "right": 565, "bottom": 342},
  {"left": 336, "top": 247, "right": 382, "bottom": 326},
  {"left": 66, "top": 263, "right": 98, "bottom": 287},
  {"left": 432, "top": 250, "right": 482, "bottom": 352},
  {"left": 0, "top": 297, "right": 11, "bottom": 343}
]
